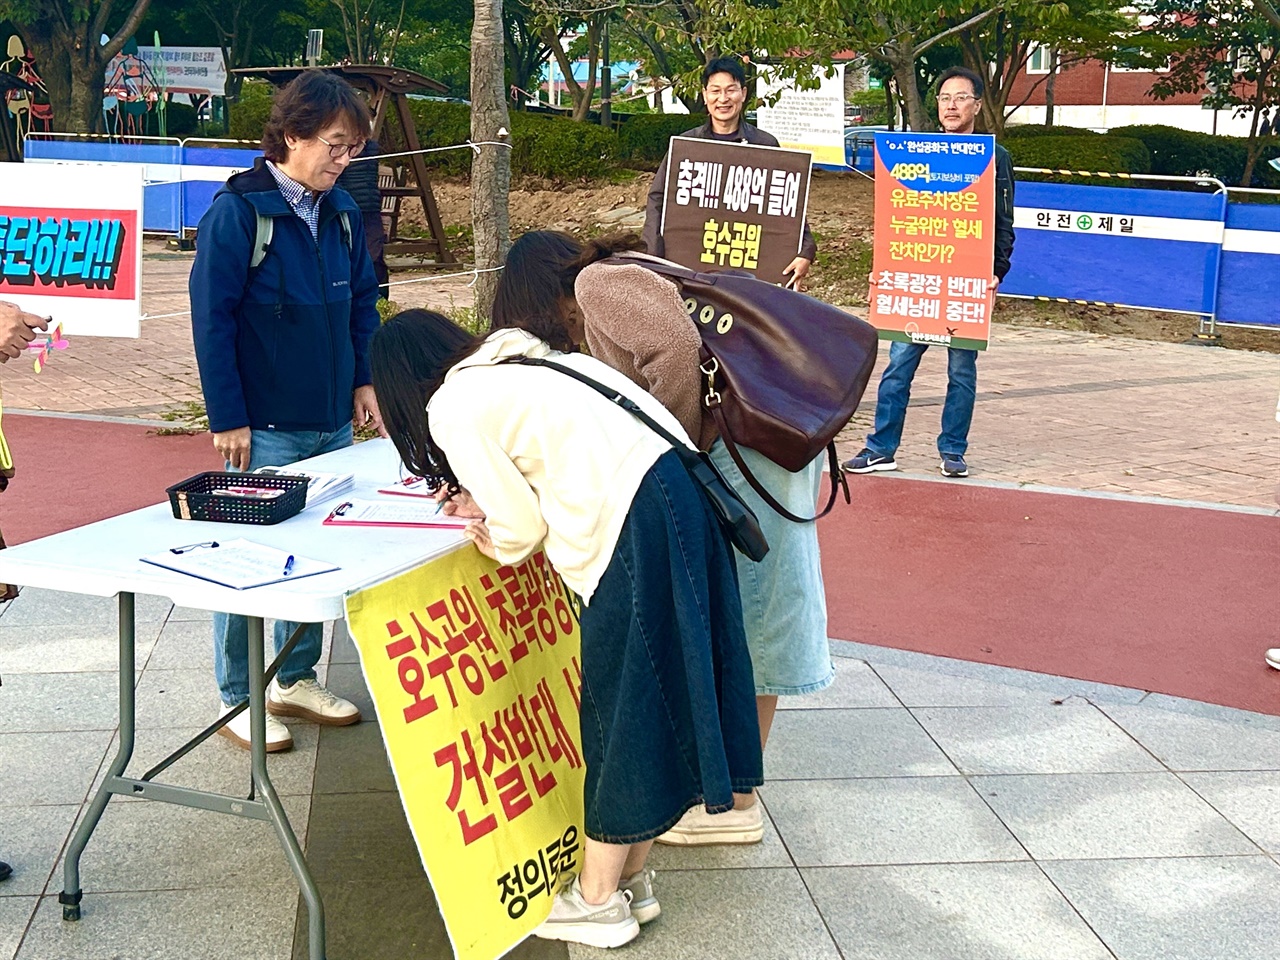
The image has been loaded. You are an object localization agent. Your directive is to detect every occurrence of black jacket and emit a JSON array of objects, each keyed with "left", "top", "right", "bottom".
[
  {"left": 643, "top": 120, "right": 819, "bottom": 262},
  {"left": 335, "top": 139, "right": 383, "bottom": 216},
  {"left": 993, "top": 143, "right": 1016, "bottom": 281}
]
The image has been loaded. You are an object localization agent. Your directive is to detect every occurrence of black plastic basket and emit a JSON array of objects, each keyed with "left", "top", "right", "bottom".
[{"left": 166, "top": 472, "right": 308, "bottom": 525}]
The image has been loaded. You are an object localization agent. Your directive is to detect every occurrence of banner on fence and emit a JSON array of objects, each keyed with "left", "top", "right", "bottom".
[
  {"left": 1001, "top": 181, "right": 1226, "bottom": 317},
  {"left": 869, "top": 131, "right": 996, "bottom": 350},
  {"left": 345, "top": 546, "right": 585, "bottom": 960},
  {"left": 0, "top": 163, "right": 142, "bottom": 337},
  {"left": 105, "top": 46, "right": 227, "bottom": 97},
  {"left": 659, "top": 137, "right": 812, "bottom": 285},
  {"left": 756, "top": 63, "right": 846, "bottom": 168}
]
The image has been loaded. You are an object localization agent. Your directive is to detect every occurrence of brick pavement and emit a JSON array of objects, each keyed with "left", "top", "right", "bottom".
[{"left": 4, "top": 250, "right": 1278, "bottom": 509}]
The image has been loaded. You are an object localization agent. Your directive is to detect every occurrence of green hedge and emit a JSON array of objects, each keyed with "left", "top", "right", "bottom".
[
  {"left": 1004, "top": 135, "right": 1151, "bottom": 184},
  {"left": 1003, "top": 124, "right": 1101, "bottom": 139},
  {"left": 227, "top": 80, "right": 274, "bottom": 144},
  {"left": 616, "top": 113, "right": 705, "bottom": 164},
  {"left": 1113, "top": 124, "right": 1280, "bottom": 188}
]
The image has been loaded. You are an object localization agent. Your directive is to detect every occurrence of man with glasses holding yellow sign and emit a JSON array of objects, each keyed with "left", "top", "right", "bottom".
[
  {"left": 190, "top": 71, "right": 381, "bottom": 751},
  {"left": 642, "top": 56, "right": 818, "bottom": 290}
]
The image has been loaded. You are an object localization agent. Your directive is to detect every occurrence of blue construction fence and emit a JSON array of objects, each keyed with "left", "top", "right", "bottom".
[
  {"left": 22, "top": 135, "right": 261, "bottom": 235},
  {"left": 1000, "top": 177, "right": 1279, "bottom": 330}
]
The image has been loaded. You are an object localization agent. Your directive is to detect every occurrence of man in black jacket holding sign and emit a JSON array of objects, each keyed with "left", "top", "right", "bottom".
[
  {"left": 642, "top": 56, "right": 818, "bottom": 290},
  {"left": 846, "top": 65, "right": 1015, "bottom": 480}
]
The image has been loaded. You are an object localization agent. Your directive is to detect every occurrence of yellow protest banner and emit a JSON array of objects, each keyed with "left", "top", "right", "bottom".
[{"left": 345, "top": 545, "right": 585, "bottom": 960}]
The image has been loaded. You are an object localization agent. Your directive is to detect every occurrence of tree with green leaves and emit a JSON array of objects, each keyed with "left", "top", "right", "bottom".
[
  {"left": 720, "top": 1, "right": 1004, "bottom": 131},
  {"left": 947, "top": 0, "right": 1133, "bottom": 135},
  {"left": 0, "top": 0, "right": 153, "bottom": 132},
  {"left": 1145, "top": 0, "right": 1280, "bottom": 186}
]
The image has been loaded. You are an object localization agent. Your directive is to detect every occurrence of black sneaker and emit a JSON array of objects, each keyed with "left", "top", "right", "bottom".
[
  {"left": 0, "top": 861, "right": 11, "bottom": 882},
  {"left": 940, "top": 454, "right": 969, "bottom": 478},
  {"left": 843, "top": 448, "right": 898, "bottom": 474}
]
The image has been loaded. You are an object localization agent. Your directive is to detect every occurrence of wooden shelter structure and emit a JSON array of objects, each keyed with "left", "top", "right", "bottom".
[{"left": 234, "top": 64, "right": 457, "bottom": 265}]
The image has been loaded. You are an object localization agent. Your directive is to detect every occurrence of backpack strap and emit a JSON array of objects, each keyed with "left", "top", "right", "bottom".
[{"left": 249, "top": 210, "right": 273, "bottom": 271}]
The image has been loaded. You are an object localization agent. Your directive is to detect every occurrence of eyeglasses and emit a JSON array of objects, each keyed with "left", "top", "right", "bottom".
[
  {"left": 316, "top": 135, "right": 366, "bottom": 159},
  {"left": 937, "top": 94, "right": 978, "bottom": 105},
  {"left": 705, "top": 85, "right": 743, "bottom": 99}
]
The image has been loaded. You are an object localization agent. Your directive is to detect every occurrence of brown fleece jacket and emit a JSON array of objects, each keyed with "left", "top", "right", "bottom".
[{"left": 574, "top": 261, "right": 718, "bottom": 451}]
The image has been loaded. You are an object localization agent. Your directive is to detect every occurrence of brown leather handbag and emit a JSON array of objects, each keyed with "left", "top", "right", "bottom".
[{"left": 606, "top": 253, "right": 879, "bottom": 521}]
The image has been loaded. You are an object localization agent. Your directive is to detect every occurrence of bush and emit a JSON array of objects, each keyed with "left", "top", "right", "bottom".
[
  {"left": 227, "top": 80, "right": 274, "bottom": 144},
  {"left": 616, "top": 113, "right": 705, "bottom": 165},
  {"left": 398, "top": 99, "right": 474, "bottom": 175},
  {"left": 163, "top": 101, "right": 198, "bottom": 137},
  {"left": 1002, "top": 124, "right": 1101, "bottom": 139},
  {"left": 1114, "top": 124, "right": 1280, "bottom": 188},
  {"left": 510, "top": 111, "right": 619, "bottom": 179},
  {"left": 1004, "top": 134, "right": 1151, "bottom": 185}
]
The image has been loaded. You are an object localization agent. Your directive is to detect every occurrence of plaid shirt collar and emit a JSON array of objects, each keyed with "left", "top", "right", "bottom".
[{"left": 265, "top": 160, "right": 330, "bottom": 239}]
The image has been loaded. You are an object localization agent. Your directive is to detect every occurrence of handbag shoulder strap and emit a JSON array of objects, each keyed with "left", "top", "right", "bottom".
[
  {"left": 498, "top": 356, "right": 696, "bottom": 457},
  {"left": 602, "top": 251, "right": 700, "bottom": 283},
  {"left": 707, "top": 403, "right": 850, "bottom": 523}
]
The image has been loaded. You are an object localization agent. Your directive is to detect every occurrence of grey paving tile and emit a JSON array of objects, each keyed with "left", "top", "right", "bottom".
[
  {"left": 167, "top": 605, "right": 215, "bottom": 622},
  {"left": 0, "top": 673, "right": 120, "bottom": 733},
  {"left": 765, "top": 708, "right": 956, "bottom": 780},
  {"left": 0, "top": 622, "right": 162, "bottom": 675},
  {"left": 329, "top": 622, "right": 359, "bottom": 664},
  {"left": 829, "top": 640, "right": 1148, "bottom": 705},
  {"left": 0, "top": 804, "right": 77, "bottom": 896},
  {"left": 974, "top": 772, "right": 1259, "bottom": 861},
  {"left": 1134, "top": 695, "right": 1280, "bottom": 730},
  {"left": 16, "top": 886, "right": 296, "bottom": 960},
  {"left": 304, "top": 792, "right": 425, "bottom": 884},
  {"left": 133, "top": 668, "right": 219, "bottom": 729},
  {"left": 1044, "top": 856, "right": 1280, "bottom": 960},
  {"left": 311, "top": 720, "right": 394, "bottom": 795},
  {"left": 875, "top": 663, "right": 1104, "bottom": 707},
  {"left": 88, "top": 723, "right": 319, "bottom": 800},
  {"left": 913, "top": 704, "right": 1164, "bottom": 775},
  {"left": 767, "top": 777, "right": 1026, "bottom": 867},
  {"left": 567, "top": 867, "right": 841, "bottom": 960},
  {"left": 776, "top": 658, "right": 898, "bottom": 709},
  {"left": 1182, "top": 772, "right": 1280, "bottom": 854},
  {"left": 1, "top": 589, "right": 172, "bottom": 628},
  {"left": 647, "top": 795, "right": 793, "bottom": 871},
  {"left": 143, "top": 618, "right": 213, "bottom": 671},
  {"left": 804, "top": 862, "right": 1112, "bottom": 960},
  {"left": 2, "top": 730, "right": 113, "bottom": 805},
  {"left": 0, "top": 897, "right": 37, "bottom": 959},
  {"left": 1102, "top": 705, "right": 1280, "bottom": 771},
  {"left": 52, "top": 795, "right": 310, "bottom": 893}
]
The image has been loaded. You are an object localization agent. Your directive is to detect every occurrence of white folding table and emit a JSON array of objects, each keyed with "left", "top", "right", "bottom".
[{"left": 0, "top": 439, "right": 467, "bottom": 960}]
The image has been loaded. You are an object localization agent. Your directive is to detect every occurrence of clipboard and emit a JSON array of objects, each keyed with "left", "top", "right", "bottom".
[
  {"left": 322, "top": 499, "right": 470, "bottom": 529},
  {"left": 140, "top": 538, "right": 340, "bottom": 590},
  {"left": 375, "top": 476, "right": 439, "bottom": 499}
]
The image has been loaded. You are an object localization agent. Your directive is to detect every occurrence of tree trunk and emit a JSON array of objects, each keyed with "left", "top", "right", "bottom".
[
  {"left": 22, "top": 25, "right": 71, "bottom": 133},
  {"left": 1045, "top": 49, "right": 1058, "bottom": 127},
  {"left": 470, "top": 0, "right": 511, "bottom": 322},
  {"left": 887, "top": 50, "right": 926, "bottom": 131}
]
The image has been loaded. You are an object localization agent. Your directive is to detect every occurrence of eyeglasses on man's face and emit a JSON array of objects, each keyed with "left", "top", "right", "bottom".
[
  {"left": 705, "top": 85, "right": 743, "bottom": 100},
  {"left": 937, "top": 94, "right": 977, "bottom": 105},
  {"left": 315, "top": 135, "right": 366, "bottom": 159}
]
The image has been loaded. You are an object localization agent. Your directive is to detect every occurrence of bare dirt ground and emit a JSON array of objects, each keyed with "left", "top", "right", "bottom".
[{"left": 400, "top": 170, "right": 1278, "bottom": 354}]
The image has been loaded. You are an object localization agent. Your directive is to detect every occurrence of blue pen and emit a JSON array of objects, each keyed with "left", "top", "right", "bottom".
[{"left": 282, "top": 555, "right": 295, "bottom": 576}]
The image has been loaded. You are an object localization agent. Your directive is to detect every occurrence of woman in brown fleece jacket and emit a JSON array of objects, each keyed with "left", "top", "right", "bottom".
[{"left": 491, "top": 231, "right": 834, "bottom": 849}]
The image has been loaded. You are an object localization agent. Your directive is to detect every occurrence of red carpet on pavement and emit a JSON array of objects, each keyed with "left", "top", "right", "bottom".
[
  {"left": 820, "top": 475, "right": 1280, "bottom": 717},
  {"left": 0, "top": 413, "right": 221, "bottom": 545}
]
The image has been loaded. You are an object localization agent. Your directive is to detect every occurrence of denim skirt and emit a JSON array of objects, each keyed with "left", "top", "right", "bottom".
[
  {"left": 708, "top": 439, "right": 834, "bottom": 696},
  {"left": 577, "top": 449, "right": 764, "bottom": 843}
]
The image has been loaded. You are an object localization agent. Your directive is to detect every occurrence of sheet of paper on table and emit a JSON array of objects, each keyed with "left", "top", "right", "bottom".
[
  {"left": 252, "top": 466, "right": 356, "bottom": 506},
  {"left": 140, "top": 538, "right": 340, "bottom": 590},
  {"left": 322, "top": 498, "right": 470, "bottom": 529}
]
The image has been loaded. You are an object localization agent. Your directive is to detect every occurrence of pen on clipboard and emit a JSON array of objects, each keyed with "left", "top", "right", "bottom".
[
  {"left": 326, "top": 501, "right": 353, "bottom": 521},
  {"left": 282, "top": 555, "right": 295, "bottom": 576}
]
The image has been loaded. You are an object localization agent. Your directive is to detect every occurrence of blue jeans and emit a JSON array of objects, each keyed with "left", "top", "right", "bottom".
[
  {"left": 866, "top": 341, "right": 978, "bottom": 458},
  {"left": 213, "top": 424, "right": 353, "bottom": 706}
]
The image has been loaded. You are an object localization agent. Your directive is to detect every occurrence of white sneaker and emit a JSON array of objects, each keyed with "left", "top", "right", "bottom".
[
  {"left": 532, "top": 875, "right": 639, "bottom": 948},
  {"left": 1266, "top": 648, "right": 1280, "bottom": 671},
  {"left": 268, "top": 678, "right": 361, "bottom": 725},
  {"left": 216, "top": 702, "right": 293, "bottom": 752},
  {"left": 619, "top": 867, "right": 659, "bottom": 924},
  {"left": 656, "top": 801, "right": 764, "bottom": 845}
]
